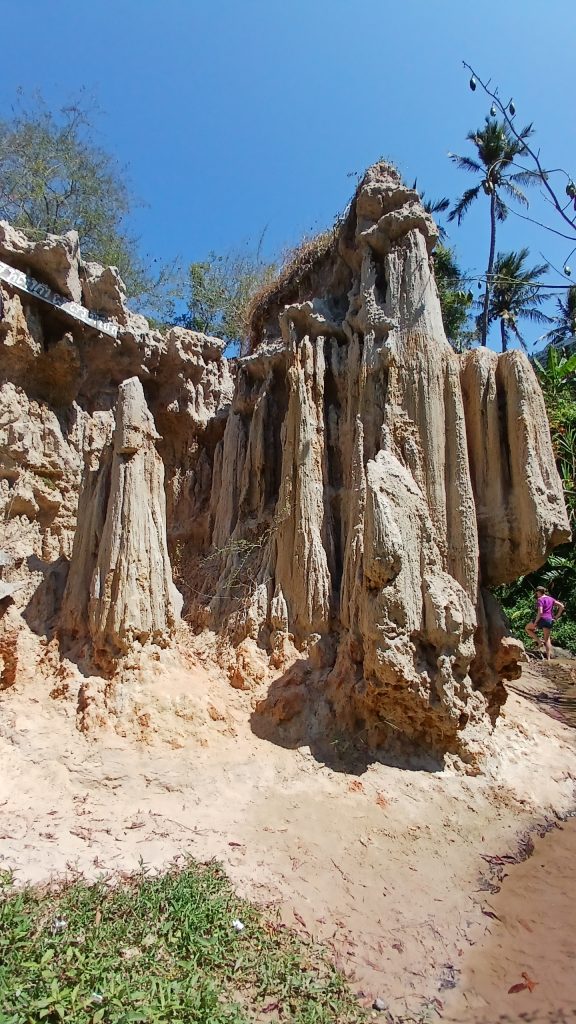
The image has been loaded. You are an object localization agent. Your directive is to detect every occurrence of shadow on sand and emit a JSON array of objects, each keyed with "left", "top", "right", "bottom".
[
  {"left": 249, "top": 655, "right": 444, "bottom": 776},
  {"left": 22, "top": 554, "right": 102, "bottom": 680}
]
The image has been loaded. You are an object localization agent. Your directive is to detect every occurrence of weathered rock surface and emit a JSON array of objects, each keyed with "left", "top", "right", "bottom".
[
  {"left": 62, "top": 377, "right": 180, "bottom": 667},
  {"left": 81, "top": 262, "right": 128, "bottom": 321},
  {"left": 0, "top": 221, "right": 83, "bottom": 302},
  {"left": 203, "top": 164, "right": 570, "bottom": 758},
  {"left": 0, "top": 231, "right": 232, "bottom": 677},
  {"left": 461, "top": 347, "right": 568, "bottom": 584},
  {"left": 0, "top": 164, "right": 569, "bottom": 761}
]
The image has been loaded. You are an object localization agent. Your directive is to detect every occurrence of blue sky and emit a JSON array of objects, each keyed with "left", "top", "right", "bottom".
[{"left": 3, "top": 0, "right": 575, "bottom": 349}]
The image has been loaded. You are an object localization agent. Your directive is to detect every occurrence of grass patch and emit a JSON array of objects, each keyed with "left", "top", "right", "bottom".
[{"left": 0, "top": 862, "right": 366, "bottom": 1024}]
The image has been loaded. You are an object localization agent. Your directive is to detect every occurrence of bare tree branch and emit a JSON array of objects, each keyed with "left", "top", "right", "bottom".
[{"left": 463, "top": 62, "right": 576, "bottom": 240}]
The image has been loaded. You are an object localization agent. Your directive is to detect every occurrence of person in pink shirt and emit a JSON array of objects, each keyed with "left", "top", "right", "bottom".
[{"left": 525, "top": 586, "right": 565, "bottom": 660}]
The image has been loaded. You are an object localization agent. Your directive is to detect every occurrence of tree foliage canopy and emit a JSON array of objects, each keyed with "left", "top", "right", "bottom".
[
  {"left": 544, "top": 286, "right": 576, "bottom": 347},
  {"left": 178, "top": 249, "right": 276, "bottom": 350},
  {"left": 448, "top": 118, "right": 535, "bottom": 226},
  {"left": 448, "top": 118, "right": 537, "bottom": 347},
  {"left": 0, "top": 92, "right": 180, "bottom": 319},
  {"left": 487, "top": 248, "right": 550, "bottom": 351},
  {"left": 432, "top": 243, "right": 474, "bottom": 350}
]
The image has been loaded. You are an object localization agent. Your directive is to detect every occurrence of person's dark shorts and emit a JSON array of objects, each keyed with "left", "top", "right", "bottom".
[{"left": 540, "top": 617, "right": 554, "bottom": 629}]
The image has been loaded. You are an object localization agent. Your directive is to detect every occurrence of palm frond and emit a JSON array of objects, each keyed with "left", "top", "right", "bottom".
[
  {"left": 544, "top": 286, "right": 576, "bottom": 344},
  {"left": 448, "top": 186, "right": 481, "bottom": 224},
  {"left": 516, "top": 123, "right": 535, "bottom": 143},
  {"left": 509, "top": 168, "right": 542, "bottom": 187},
  {"left": 540, "top": 554, "right": 576, "bottom": 602},
  {"left": 425, "top": 196, "right": 450, "bottom": 214},
  {"left": 500, "top": 180, "right": 529, "bottom": 208},
  {"left": 527, "top": 261, "right": 550, "bottom": 281},
  {"left": 545, "top": 327, "right": 573, "bottom": 346},
  {"left": 449, "top": 154, "right": 483, "bottom": 175},
  {"left": 416, "top": 191, "right": 450, "bottom": 239},
  {"left": 523, "top": 307, "right": 553, "bottom": 324}
]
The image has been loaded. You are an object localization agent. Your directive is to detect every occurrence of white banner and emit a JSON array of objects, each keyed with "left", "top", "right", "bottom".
[{"left": 0, "top": 260, "right": 118, "bottom": 338}]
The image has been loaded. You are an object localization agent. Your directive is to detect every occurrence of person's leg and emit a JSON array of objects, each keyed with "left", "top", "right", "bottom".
[
  {"left": 543, "top": 626, "right": 552, "bottom": 660},
  {"left": 526, "top": 622, "right": 541, "bottom": 646},
  {"left": 526, "top": 621, "right": 545, "bottom": 654}
]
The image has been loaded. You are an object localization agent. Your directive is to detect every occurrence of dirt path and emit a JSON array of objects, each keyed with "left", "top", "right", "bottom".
[
  {"left": 1, "top": 658, "right": 576, "bottom": 1018},
  {"left": 443, "top": 817, "right": 576, "bottom": 1022}
]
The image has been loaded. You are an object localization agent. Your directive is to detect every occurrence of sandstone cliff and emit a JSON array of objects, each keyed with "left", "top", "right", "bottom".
[
  {"left": 201, "top": 165, "right": 570, "bottom": 758},
  {"left": 0, "top": 168, "right": 569, "bottom": 761}
]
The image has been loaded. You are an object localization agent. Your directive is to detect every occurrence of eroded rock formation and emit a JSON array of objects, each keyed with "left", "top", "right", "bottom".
[
  {"left": 0, "top": 222, "right": 232, "bottom": 681},
  {"left": 202, "top": 164, "right": 570, "bottom": 758},
  {"left": 0, "top": 164, "right": 569, "bottom": 761},
  {"left": 62, "top": 377, "right": 181, "bottom": 668}
]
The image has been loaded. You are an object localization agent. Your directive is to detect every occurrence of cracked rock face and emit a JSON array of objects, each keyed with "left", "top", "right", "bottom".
[
  {"left": 0, "top": 166, "right": 569, "bottom": 761},
  {"left": 203, "top": 163, "right": 570, "bottom": 758},
  {"left": 0, "top": 221, "right": 83, "bottom": 302},
  {"left": 0, "top": 224, "right": 231, "bottom": 672}
]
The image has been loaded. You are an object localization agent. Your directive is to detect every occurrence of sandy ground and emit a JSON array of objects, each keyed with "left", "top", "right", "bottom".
[
  {"left": 1, "top": 651, "right": 576, "bottom": 1020},
  {"left": 443, "top": 816, "right": 576, "bottom": 1023}
]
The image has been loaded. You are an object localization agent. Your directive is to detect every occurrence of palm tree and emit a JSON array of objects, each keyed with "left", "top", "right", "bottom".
[
  {"left": 487, "top": 248, "right": 551, "bottom": 352},
  {"left": 544, "top": 285, "right": 576, "bottom": 347},
  {"left": 448, "top": 118, "right": 536, "bottom": 346}
]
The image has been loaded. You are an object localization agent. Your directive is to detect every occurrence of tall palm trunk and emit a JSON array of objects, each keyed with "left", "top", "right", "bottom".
[
  {"left": 481, "top": 191, "right": 497, "bottom": 346},
  {"left": 500, "top": 317, "right": 508, "bottom": 352}
]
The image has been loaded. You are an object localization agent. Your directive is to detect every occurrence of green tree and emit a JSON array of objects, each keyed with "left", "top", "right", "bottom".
[
  {"left": 0, "top": 91, "right": 179, "bottom": 319},
  {"left": 534, "top": 345, "right": 576, "bottom": 524},
  {"left": 448, "top": 117, "right": 536, "bottom": 346},
  {"left": 497, "top": 349, "right": 576, "bottom": 652},
  {"left": 433, "top": 243, "right": 474, "bottom": 350},
  {"left": 179, "top": 248, "right": 276, "bottom": 350},
  {"left": 544, "top": 285, "right": 576, "bottom": 347},
  {"left": 534, "top": 344, "right": 576, "bottom": 405},
  {"left": 487, "top": 248, "right": 550, "bottom": 352}
]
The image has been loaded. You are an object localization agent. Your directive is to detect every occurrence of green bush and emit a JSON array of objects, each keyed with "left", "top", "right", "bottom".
[
  {"left": 496, "top": 583, "right": 576, "bottom": 655},
  {"left": 549, "top": 617, "right": 576, "bottom": 653},
  {"left": 500, "top": 592, "right": 534, "bottom": 646}
]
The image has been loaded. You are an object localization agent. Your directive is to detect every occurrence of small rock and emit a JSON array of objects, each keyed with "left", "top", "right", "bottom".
[{"left": 372, "top": 997, "right": 387, "bottom": 1011}]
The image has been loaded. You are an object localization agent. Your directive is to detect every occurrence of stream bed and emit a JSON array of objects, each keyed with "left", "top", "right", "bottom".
[{"left": 444, "top": 661, "right": 576, "bottom": 1023}]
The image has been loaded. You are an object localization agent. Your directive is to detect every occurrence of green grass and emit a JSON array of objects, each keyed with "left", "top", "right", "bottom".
[{"left": 0, "top": 862, "right": 366, "bottom": 1024}]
